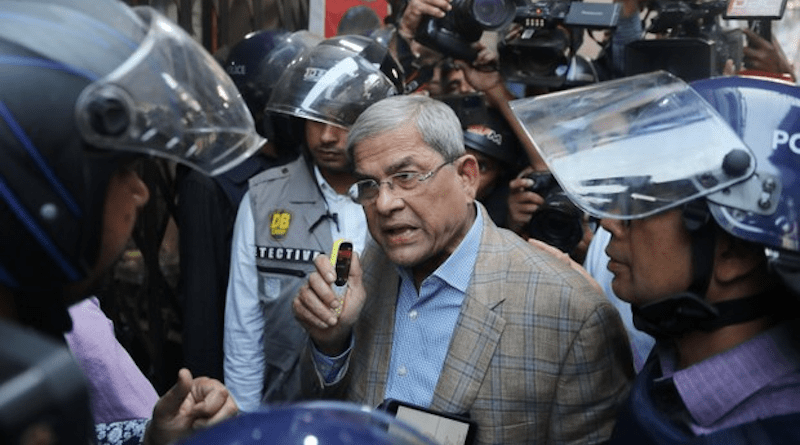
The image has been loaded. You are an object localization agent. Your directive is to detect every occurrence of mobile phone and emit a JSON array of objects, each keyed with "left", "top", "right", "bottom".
[
  {"left": 330, "top": 239, "right": 352, "bottom": 287},
  {"left": 378, "top": 398, "right": 477, "bottom": 445}
]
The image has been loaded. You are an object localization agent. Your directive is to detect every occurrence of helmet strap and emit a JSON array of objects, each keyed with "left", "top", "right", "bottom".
[
  {"left": 631, "top": 200, "right": 796, "bottom": 338},
  {"left": 632, "top": 289, "right": 786, "bottom": 339},
  {"left": 682, "top": 199, "right": 716, "bottom": 297}
]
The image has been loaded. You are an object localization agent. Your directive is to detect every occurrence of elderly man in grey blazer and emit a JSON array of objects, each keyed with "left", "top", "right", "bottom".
[{"left": 293, "top": 94, "right": 633, "bottom": 444}]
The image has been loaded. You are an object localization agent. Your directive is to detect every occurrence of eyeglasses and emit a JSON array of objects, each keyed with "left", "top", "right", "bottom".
[{"left": 348, "top": 158, "right": 455, "bottom": 205}]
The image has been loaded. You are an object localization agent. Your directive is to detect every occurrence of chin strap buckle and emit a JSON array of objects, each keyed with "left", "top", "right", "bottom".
[{"left": 633, "top": 292, "right": 718, "bottom": 338}]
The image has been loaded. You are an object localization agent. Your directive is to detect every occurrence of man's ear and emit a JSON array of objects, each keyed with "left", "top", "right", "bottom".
[
  {"left": 120, "top": 169, "right": 150, "bottom": 207},
  {"left": 456, "top": 154, "right": 480, "bottom": 199},
  {"left": 713, "top": 231, "right": 765, "bottom": 284}
]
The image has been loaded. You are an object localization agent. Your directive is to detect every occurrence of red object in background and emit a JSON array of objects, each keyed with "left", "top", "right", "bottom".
[{"left": 320, "top": 0, "right": 389, "bottom": 38}]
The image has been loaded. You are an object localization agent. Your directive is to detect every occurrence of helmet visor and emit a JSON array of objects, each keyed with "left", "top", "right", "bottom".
[
  {"left": 509, "top": 71, "right": 755, "bottom": 220},
  {"left": 266, "top": 40, "right": 399, "bottom": 129},
  {"left": 76, "top": 7, "right": 264, "bottom": 176}
]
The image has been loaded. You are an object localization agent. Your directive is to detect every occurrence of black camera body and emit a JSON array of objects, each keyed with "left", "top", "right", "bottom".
[
  {"left": 524, "top": 172, "right": 585, "bottom": 254},
  {"left": 415, "top": 0, "right": 516, "bottom": 61},
  {"left": 624, "top": 0, "right": 743, "bottom": 81},
  {"left": 498, "top": 0, "right": 621, "bottom": 88}
]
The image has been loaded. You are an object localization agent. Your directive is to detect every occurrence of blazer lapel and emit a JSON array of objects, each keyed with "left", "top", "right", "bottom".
[
  {"left": 351, "top": 242, "right": 400, "bottom": 407},
  {"left": 430, "top": 210, "right": 508, "bottom": 414}
]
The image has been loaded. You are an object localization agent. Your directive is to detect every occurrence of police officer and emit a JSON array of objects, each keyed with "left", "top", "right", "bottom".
[
  {"left": 223, "top": 34, "right": 404, "bottom": 410},
  {"left": 513, "top": 71, "right": 800, "bottom": 443},
  {"left": 0, "top": 0, "right": 258, "bottom": 443},
  {"left": 176, "top": 29, "right": 317, "bottom": 381}
]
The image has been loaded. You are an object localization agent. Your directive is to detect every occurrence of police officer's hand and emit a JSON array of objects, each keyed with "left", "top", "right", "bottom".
[
  {"left": 293, "top": 252, "right": 366, "bottom": 356},
  {"left": 144, "top": 369, "right": 238, "bottom": 445},
  {"left": 398, "top": 0, "right": 452, "bottom": 40}
]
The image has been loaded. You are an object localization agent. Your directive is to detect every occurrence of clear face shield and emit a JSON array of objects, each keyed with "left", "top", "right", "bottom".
[
  {"left": 75, "top": 7, "right": 265, "bottom": 176},
  {"left": 509, "top": 71, "right": 757, "bottom": 220},
  {"left": 266, "top": 39, "right": 400, "bottom": 129}
]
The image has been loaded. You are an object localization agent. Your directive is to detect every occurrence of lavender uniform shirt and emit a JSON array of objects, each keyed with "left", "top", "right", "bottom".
[{"left": 656, "top": 320, "right": 800, "bottom": 435}]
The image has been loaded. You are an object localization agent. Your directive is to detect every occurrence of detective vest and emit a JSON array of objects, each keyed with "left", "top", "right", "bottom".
[{"left": 249, "top": 156, "right": 334, "bottom": 402}]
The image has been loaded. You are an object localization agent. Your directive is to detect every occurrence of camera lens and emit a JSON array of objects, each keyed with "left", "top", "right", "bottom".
[
  {"left": 472, "top": 0, "right": 516, "bottom": 29},
  {"left": 526, "top": 192, "right": 584, "bottom": 253}
]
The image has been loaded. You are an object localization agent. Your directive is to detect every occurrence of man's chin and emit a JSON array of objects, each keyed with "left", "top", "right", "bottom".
[{"left": 379, "top": 241, "right": 422, "bottom": 266}]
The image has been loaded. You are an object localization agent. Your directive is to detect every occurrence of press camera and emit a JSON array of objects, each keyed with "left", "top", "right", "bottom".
[
  {"left": 624, "top": 0, "right": 745, "bottom": 80},
  {"left": 415, "top": 0, "right": 517, "bottom": 61},
  {"left": 524, "top": 171, "right": 585, "bottom": 254},
  {"left": 498, "top": 0, "right": 622, "bottom": 88}
]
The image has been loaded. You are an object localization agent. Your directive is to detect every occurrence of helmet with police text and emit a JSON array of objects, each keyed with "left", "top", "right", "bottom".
[
  {"left": 510, "top": 70, "right": 800, "bottom": 269},
  {"left": 692, "top": 75, "right": 800, "bottom": 262},
  {"left": 266, "top": 34, "right": 405, "bottom": 129},
  {"left": 0, "top": 0, "right": 262, "bottom": 290},
  {"left": 224, "top": 29, "right": 321, "bottom": 137}
]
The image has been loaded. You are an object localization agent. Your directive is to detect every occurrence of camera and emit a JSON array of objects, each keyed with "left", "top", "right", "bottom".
[
  {"left": 624, "top": 0, "right": 744, "bottom": 81},
  {"left": 498, "top": 0, "right": 622, "bottom": 88},
  {"left": 524, "top": 172, "right": 585, "bottom": 254},
  {"left": 415, "top": 0, "right": 517, "bottom": 61}
]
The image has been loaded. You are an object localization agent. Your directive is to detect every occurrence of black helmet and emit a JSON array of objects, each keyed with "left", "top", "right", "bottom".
[
  {"left": 0, "top": 0, "right": 262, "bottom": 291},
  {"left": 463, "top": 107, "right": 523, "bottom": 168},
  {"left": 224, "top": 29, "right": 321, "bottom": 136},
  {"left": 266, "top": 34, "right": 404, "bottom": 128},
  {"left": 439, "top": 93, "right": 523, "bottom": 167}
]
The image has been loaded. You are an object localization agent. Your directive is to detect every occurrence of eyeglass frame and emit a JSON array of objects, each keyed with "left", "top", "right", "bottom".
[{"left": 347, "top": 157, "right": 460, "bottom": 205}]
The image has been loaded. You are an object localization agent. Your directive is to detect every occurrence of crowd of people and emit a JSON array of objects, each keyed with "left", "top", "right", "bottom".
[{"left": 2, "top": 0, "right": 799, "bottom": 444}]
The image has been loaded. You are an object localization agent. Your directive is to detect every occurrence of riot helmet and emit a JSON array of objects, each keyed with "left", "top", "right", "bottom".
[
  {"left": 692, "top": 76, "right": 800, "bottom": 260},
  {"left": 509, "top": 71, "right": 756, "bottom": 221},
  {"left": 266, "top": 34, "right": 404, "bottom": 129},
  {"left": 0, "top": 0, "right": 262, "bottom": 291},
  {"left": 510, "top": 71, "right": 800, "bottom": 335},
  {"left": 510, "top": 71, "right": 800, "bottom": 256},
  {"left": 224, "top": 29, "right": 321, "bottom": 138}
]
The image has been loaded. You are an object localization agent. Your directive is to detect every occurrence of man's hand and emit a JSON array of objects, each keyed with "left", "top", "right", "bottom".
[
  {"left": 527, "top": 238, "right": 604, "bottom": 295},
  {"left": 398, "top": 0, "right": 452, "bottom": 40},
  {"left": 506, "top": 168, "right": 545, "bottom": 236},
  {"left": 144, "top": 369, "right": 238, "bottom": 445},
  {"left": 742, "top": 28, "right": 795, "bottom": 80},
  {"left": 293, "top": 252, "right": 367, "bottom": 356}
]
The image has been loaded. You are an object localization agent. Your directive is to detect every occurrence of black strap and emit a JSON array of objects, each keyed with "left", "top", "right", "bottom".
[
  {"left": 633, "top": 289, "right": 786, "bottom": 338},
  {"left": 681, "top": 200, "right": 716, "bottom": 297},
  {"left": 309, "top": 211, "right": 339, "bottom": 233}
]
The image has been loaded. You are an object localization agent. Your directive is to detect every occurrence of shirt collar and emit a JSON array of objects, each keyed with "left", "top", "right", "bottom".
[
  {"left": 314, "top": 165, "right": 347, "bottom": 203},
  {"left": 397, "top": 203, "right": 483, "bottom": 293},
  {"left": 658, "top": 321, "right": 800, "bottom": 427}
]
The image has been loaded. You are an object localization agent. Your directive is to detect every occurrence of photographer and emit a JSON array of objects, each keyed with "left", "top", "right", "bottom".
[{"left": 506, "top": 167, "right": 595, "bottom": 262}]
